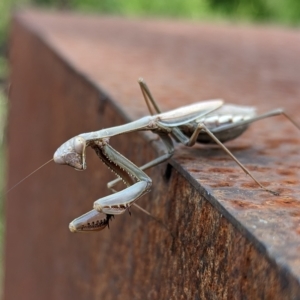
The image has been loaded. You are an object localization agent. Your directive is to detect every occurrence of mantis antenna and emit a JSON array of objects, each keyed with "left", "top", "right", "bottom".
[{"left": 5, "top": 158, "right": 53, "bottom": 194}]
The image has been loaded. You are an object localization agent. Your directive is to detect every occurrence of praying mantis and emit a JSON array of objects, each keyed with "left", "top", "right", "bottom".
[{"left": 52, "top": 78, "right": 300, "bottom": 233}]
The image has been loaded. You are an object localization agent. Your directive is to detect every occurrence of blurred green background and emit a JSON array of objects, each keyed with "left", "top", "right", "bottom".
[
  {"left": 0, "top": 0, "right": 299, "bottom": 295},
  {"left": 1, "top": 0, "right": 300, "bottom": 110}
]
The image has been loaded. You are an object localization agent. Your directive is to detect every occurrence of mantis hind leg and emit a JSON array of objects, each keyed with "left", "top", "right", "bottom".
[{"left": 198, "top": 123, "right": 280, "bottom": 195}]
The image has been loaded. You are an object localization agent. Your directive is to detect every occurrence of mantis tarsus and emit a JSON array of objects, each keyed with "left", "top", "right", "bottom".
[{"left": 51, "top": 78, "right": 300, "bottom": 233}]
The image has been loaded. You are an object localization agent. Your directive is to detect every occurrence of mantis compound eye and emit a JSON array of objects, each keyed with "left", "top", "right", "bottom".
[
  {"left": 53, "top": 151, "right": 65, "bottom": 165},
  {"left": 73, "top": 136, "right": 86, "bottom": 154}
]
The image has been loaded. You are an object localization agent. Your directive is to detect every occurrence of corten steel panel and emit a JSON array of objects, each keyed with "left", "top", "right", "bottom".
[{"left": 5, "top": 10, "right": 300, "bottom": 299}]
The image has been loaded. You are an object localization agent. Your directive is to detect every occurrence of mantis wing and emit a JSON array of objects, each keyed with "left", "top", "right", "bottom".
[{"left": 157, "top": 99, "right": 223, "bottom": 127}]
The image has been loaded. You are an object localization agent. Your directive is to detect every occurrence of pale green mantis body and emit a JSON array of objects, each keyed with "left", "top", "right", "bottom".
[{"left": 53, "top": 78, "right": 300, "bottom": 233}]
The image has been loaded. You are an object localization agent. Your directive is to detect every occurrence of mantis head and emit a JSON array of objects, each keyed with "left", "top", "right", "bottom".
[{"left": 53, "top": 136, "right": 87, "bottom": 170}]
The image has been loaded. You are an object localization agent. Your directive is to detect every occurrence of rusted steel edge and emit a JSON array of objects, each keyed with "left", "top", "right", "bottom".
[
  {"left": 14, "top": 13, "right": 299, "bottom": 290},
  {"left": 172, "top": 158, "right": 300, "bottom": 287}
]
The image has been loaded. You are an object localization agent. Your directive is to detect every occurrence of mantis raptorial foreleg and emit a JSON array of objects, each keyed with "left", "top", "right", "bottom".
[
  {"left": 92, "top": 142, "right": 152, "bottom": 213},
  {"left": 69, "top": 209, "right": 113, "bottom": 232},
  {"left": 69, "top": 142, "right": 152, "bottom": 232},
  {"left": 107, "top": 133, "right": 174, "bottom": 191}
]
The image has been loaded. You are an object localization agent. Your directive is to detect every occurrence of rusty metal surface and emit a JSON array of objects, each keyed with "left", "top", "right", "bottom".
[{"left": 5, "top": 9, "right": 300, "bottom": 299}]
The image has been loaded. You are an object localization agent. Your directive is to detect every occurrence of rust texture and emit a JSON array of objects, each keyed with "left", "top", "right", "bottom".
[{"left": 5, "top": 10, "right": 300, "bottom": 299}]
